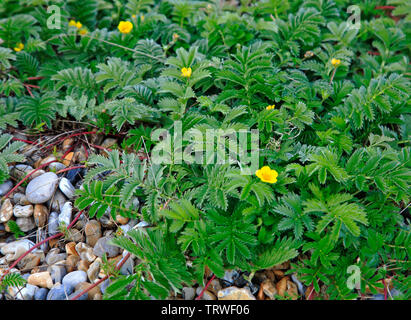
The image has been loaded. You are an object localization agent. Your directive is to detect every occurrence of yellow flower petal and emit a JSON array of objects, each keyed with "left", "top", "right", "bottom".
[
  {"left": 75, "top": 21, "right": 82, "bottom": 29},
  {"left": 255, "top": 166, "right": 278, "bottom": 184},
  {"left": 181, "top": 67, "right": 192, "bottom": 78},
  {"left": 69, "top": 20, "right": 77, "bottom": 27},
  {"left": 79, "top": 28, "right": 88, "bottom": 35},
  {"left": 266, "top": 105, "right": 275, "bottom": 110},
  {"left": 14, "top": 43, "right": 24, "bottom": 52},
  {"left": 118, "top": 21, "right": 133, "bottom": 34},
  {"left": 331, "top": 58, "right": 341, "bottom": 67}
]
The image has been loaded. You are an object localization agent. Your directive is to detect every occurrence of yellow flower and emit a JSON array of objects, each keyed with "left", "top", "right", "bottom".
[
  {"left": 255, "top": 166, "right": 278, "bottom": 184},
  {"left": 181, "top": 67, "right": 192, "bottom": 78},
  {"left": 79, "top": 28, "right": 88, "bottom": 35},
  {"left": 132, "top": 14, "right": 136, "bottom": 18},
  {"left": 331, "top": 58, "right": 341, "bottom": 67},
  {"left": 14, "top": 43, "right": 24, "bottom": 52},
  {"left": 118, "top": 21, "right": 133, "bottom": 34},
  {"left": 68, "top": 19, "right": 77, "bottom": 27},
  {"left": 141, "top": 15, "right": 145, "bottom": 22},
  {"left": 173, "top": 33, "right": 179, "bottom": 41},
  {"left": 75, "top": 21, "right": 82, "bottom": 29},
  {"left": 266, "top": 104, "right": 275, "bottom": 110}
]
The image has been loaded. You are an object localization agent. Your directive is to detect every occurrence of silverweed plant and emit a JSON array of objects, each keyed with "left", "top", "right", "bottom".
[{"left": 0, "top": 0, "right": 410, "bottom": 300}]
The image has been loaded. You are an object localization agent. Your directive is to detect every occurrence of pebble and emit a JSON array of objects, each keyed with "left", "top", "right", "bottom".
[
  {"left": 115, "top": 215, "right": 129, "bottom": 225},
  {"left": 77, "top": 260, "right": 90, "bottom": 272},
  {"left": 16, "top": 217, "right": 36, "bottom": 232},
  {"left": 1, "top": 240, "right": 36, "bottom": 261},
  {"left": 10, "top": 165, "right": 33, "bottom": 180},
  {"left": 17, "top": 252, "right": 42, "bottom": 270},
  {"left": 46, "top": 248, "right": 66, "bottom": 265},
  {"left": 36, "top": 228, "right": 49, "bottom": 252},
  {"left": 28, "top": 271, "right": 53, "bottom": 289},
  {"left": 291, "top": 273, "right": 305, "bottom": 296},
  {"left": 59, "top": 177, "right": 75, "bottom": 199},
  {"left": 75, "top": 242, "right": 96, "bottom": 262},
  {"left": 66, "top": 255, "right": 80, "bottom": 273},
  {"left": 75, "top": 282, "right": 101, "bottom": 300},
  {"left": 58, "top": 202, "right": 72, "bottom": 226},
  {"left": 62, "top": 152, "right": 74, "bottom": 166},
  {"left": 48, "top": 211, "right": 59, "bottom": 236},
  {"left": 217, "top": 286, "right": 256, "bottom": 300},
  {"left": 261, "top": 279, "right": 277, "bottom": 299},
  {"left": 48, "top": 265, "right": 67, "bottom": 284},
  {"left": 47, "top": 283, "right": 73, "bottom": 300},
  {"left": 34, "top": 287, "right": 48, "bottom": 300},
  {"left": 13, "top": 204, "right": 33, "bottom": 218},
  {"left": 87, "top": 258, "right": 101, "bottom": 283},
  {"left": 62, "top": 270, "right": 88, "bottom": 291},
  {"left": 0, "top": 198, "right": 13, "bottom": 222},
  {"left": 47, "top": 190, "right": 67, "bottom": 212},
  {"left": 33, "top": 204, "right": 48, "bottom": 227},
  {"left": 85, "top": 220, "right": 102, "bottom": 247},
  {"left": 48, "top": 162, "right": 66, "bottom": 172},
  {"left": 0, "top": 180, "right": 13, "bottom": 196},
  {"left": 93, "top": 236, "right": 120, "bottom": 258},
  {"left": 183, "top": 287, "right": 195, "bottom": 300},
  {"left": 18, "top": 284, "right": 38, "bottom": 300},
  {"left": 119, "top": 251, "right": 134, "bottom": 275},
  {"left": 65, "top": 242, "right": 78, "bottom": 256},
  {"left": 13, "top": 193, "right": 30, "bottom": 205},
  {"left": 26, "top": 172, "right": 59, "bottom": 204}
]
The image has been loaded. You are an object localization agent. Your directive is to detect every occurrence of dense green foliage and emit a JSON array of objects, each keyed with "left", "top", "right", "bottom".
[{"left": 0, "top": 0, "right": 410, "bottom": 300}]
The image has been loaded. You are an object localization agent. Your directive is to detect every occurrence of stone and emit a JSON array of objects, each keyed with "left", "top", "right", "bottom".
[
  {"left": 100, "top": 278, "right": 110, "bottom": 295},
  {"left": 48, "top": 211, "right": 59, "bottom": 236},
  {"left": 87, "top": 258, "right": 101, "bottom": 283},
  {"left": 16, "top": 284, "right": 37, "bottom": 300},
  {"left": 276, "top": 276, "right": 288, "bottom": 297},
  {"left": 62, "top": 270, "right": 88, "bottom": 291},
  {"left": 66, "top": 228, "right": 84, "bottom": 242},
  {"left": 13, "top": 204, "right": 33, "bottom": 218},
  {"left": 65, "top": 242, "right": 78, "bottom": 256},
  {"left": 0, "top": 180, "right": 13, "bottom": 196},
  {"left": 85, "top": 220, "right": 101, "bottom": 247},
  {"left": 58, "top": 202, "right": 72, "bottom": 227},
  {"left": 200, "top": 290, "right": 216, "bottom": 300},
  {"left": 62, "top": 152, "right": 74, "bottom": 166},
  {"left": 62, "top": 138, "right": 73, "bottom": 151},
  {"left": 59, "top": 177, "right": 75, "bottom": 199},
  {"left": 28, "top": 272, "right": 53, "bottom": 289},
  {"left": 46, "top": 248, "right": 66, "bottom": 265},
  {"left": 33, "top": 204, "right": 48, "bottom": 227},
  {"left": 119, "top": 251, "right": 134, "bottom": 276},
  {"left": 47, "top": 283, "right": 73, "bottom": 300},
  {"left": 26, "top": 172, "right": 59, "bottom": 204},
  {"left": 1, "top": 240, "right": 36, "bottom": 261},
  {"left": 36, "top": 228, "right": 49, "bottom": 252},
  {"left": 13, "top": 193, "right": 30, "bottom": 205},
  {"left": 183, "top": 287, "right": 195, "bottom": 300},
  {"left": 0, "top": 198, "right": 13, "bottom": 223},
  {"left": 291, "top": 273, "right": 305, "bottom": 296},
  {"left": 36, "top": 156, "right": 57, "bottom": 168},
  {"left": 16, "top": 217, "right": 36, "bottom": 232},
  {"left": 17, "top": 253, "right": 42, "bottom": 271},
  {"left": 261, "top": 279, "right": 277, "bottom": 300},
  {"left": 48, "top": 265, "right": 67, "bottom": 284},
  {"left": 68, "top": 289, "right": 88, "bottom": 300},
  {"left": 66, "top": 255, "right": 80, "bottom": 273},
  {"left": 208, "top": 279, "right": 222, "bottom": 296},
  {"left": 93, "top": 236, "right": 120, "bottom": 258},
  {"left": 115, "top": 215, "right": 129, "bottom": 225},
  {"left": 75, "top": 242, "right": 96, "bottom": 262},
  {"left": 47, "top": 190, "right": 66, "bottom": 212},
  {"left": 217, "top": 286, "right": 256, "bottom": 300},
  {"left": 48, "top": 162, "right": 66, "bottom": 172},
  {"left": 77, "top": 260, "right": 90, "bottom": 272},
  {"left": 10, "top": 165, "right": 33, "bottom": 180},
  {"left": 75, "top": 282, "right": 101, "bottom": 300},
  {"left": 34, "top": 287, "right": 48, "bottom": 300}
]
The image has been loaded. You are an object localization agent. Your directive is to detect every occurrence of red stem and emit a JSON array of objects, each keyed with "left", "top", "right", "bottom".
[
  {"left": 70, "top": 252, "right": 131, "bottom": 300},
  {"left": 26, "top": 76, "right": 44, "bottom": 80},
  {"left": 56, "top": 165, "right": 86, "bottom": 175},
  {"left": 1, "top": 160, "right": 58, "bottom": 201},
  {"left": 375, "top": 6, "right": 395, "bottom": 10},
  {"left": 195, "top": 274, "right": 216, "bottom": 300},
  {"left": 382, "top": 279, "right": 387, "bottom": 300},
  {"left": 44, "top": 131, "right": 97, "bottom": 150},
  {"left": 11, "top": 137, "right": 39, "bottom": 145},
  {"left": 0, "top": 210, "right": 83, "bottom": 282}
]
